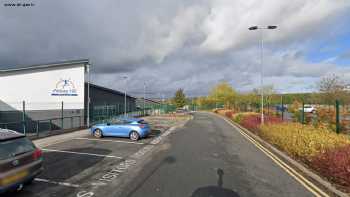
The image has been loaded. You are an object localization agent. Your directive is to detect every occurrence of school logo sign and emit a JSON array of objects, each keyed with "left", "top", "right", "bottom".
[{"left": 51, "top": 79, "right": 78, "bottom": 96}]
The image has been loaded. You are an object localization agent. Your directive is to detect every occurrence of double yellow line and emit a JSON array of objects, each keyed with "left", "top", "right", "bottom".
[{"left": 220, "top": 116, "right": 330, "bottom": 197}]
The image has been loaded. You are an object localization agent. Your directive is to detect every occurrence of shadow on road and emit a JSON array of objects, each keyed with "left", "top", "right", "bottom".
[{"left": 190, "top": 168, "right": 240, "bottom": 197}]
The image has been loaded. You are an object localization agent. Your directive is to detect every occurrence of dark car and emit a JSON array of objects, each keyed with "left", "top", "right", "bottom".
[{"left": 0, "top": 129, "right": 43, "bottom": 193}]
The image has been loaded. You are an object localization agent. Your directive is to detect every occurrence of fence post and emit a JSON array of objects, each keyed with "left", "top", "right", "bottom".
[
  {"left": 281, "top": 95, "right": 284, "bottom": 121},
  {"left": 36, "top": 120, "right": 39, "bottom": 137},
  {"left": 90, "top": 103, "right": 94, "bottom": 126},
  {"left": 71, "top": 116, "right": 73, "bottom": 129},
  {"left": 61, "top": 101, "right": 64, "bottom": 129},
  {"left": 22, "top": 101, "right": 26, "bottom": 135},
  {"left": 336, "top": 100, "right": 340, "bottom": 134},
  {"left": 301, "top": 102, "right": 305, "bottom": 124}
]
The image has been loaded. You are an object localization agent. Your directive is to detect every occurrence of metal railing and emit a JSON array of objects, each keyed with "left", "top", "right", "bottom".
[{"left": 0, "top": 115, "right": 85, "bottom": 138}]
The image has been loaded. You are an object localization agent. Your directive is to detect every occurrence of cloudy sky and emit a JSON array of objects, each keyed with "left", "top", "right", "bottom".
[{"left": 1, "top": 0, "right": 350, "bottom": 98}]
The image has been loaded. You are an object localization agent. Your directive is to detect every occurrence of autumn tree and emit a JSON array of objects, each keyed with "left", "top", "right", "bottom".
[
  {"left": 173, "top": 88, "right": 186, "bottom": 108},
  {"left": 208, "top": 82, "right": 237, "bottom": 109}
]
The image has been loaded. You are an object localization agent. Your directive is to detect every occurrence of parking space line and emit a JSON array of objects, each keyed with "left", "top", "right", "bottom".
[
  {"left": 41, "top": 148, "right": 123, "bottom": 159},
  {"left": 34, "top": 178, "right": 80, "bottom": 188},
  {"left": 73, "top": 137, "right": 144, "bottom": 145}
]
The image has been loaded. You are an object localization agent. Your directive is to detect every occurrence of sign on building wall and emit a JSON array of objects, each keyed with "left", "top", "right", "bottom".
[
  {"left": 51, "top": 79, "right": 79, "bottom": 96},
  {"left": 0, "top": 65, "right": 85, "bottom": 110}
]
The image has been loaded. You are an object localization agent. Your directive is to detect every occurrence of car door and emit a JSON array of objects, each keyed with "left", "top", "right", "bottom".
[
  {"left": 103, "top": 120, "right": 122, "bottom": 137},
  {"left": 118, "top": 120, "right": 132, "bottom": 137}
]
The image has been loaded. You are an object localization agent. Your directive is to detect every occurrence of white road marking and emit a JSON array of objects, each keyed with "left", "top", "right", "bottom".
[
  {"left": 34, "top": 178, "right": 80, "bottom": 188},
  {"left": 73, "top": 137, "right": 144, "bottom": 145},
  {"left": 41, "top": 148, "right": 123, "bottom": 159}
]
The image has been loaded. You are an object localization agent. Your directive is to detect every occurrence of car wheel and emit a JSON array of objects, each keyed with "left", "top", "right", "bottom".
[
  {"left": 25, "top": 177, "right": 35, "bottom": 185},
  {"left": 129, "top": 131, "right": 140, "bottom": 141},
  {"left": 94, "top": 129, "right": 103, "bottom": 138}
]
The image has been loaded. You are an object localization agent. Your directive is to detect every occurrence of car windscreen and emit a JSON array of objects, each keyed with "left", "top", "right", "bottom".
[{"left": 0, "top": 137, "right": 35, "bottom": 160}]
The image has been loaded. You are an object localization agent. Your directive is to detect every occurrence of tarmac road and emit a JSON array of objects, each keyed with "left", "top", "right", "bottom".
[
  {"left": 7, "top": 113, "right": 319, "bottom": 197},
  {"left": 120, "top": 112, "right": 315, "bottom": 197}
]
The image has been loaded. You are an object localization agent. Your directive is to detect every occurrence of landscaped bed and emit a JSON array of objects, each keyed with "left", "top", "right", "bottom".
[{"left": 215, "top": 109, "right": 350, "bottom": 193}]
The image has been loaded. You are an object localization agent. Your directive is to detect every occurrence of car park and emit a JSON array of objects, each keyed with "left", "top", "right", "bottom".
[
  {"left": 0, "top": 129, "right": 43, "bottom": 194},
  {"left": 90, "top": 118, "right": 150, "bottom": 141}
]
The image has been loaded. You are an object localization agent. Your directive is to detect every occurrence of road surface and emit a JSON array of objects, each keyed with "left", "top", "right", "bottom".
[{"left": 120, "top": 112, "right": 314, "bottom": 197}]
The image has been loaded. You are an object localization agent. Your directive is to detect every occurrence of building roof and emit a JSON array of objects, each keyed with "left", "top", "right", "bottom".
[
  {"left": 0, "top": 59, "right": 89, "bottom": 73},
  {"left": 136, "top": 97, "right": 162, "bottom": 104},
  {"left": 87, "top": 83, "right": 136, "bottom": 99}
]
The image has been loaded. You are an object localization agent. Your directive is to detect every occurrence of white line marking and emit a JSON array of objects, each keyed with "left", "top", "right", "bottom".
[
  {"left": 74, "top": 137, "right": 144, "bottom": 145},
  {"left": 34, "top": 178, "right": 80, "bottom": 188},
  {"left": 41, "top": 148, "right": 123, "bottom": 159}
]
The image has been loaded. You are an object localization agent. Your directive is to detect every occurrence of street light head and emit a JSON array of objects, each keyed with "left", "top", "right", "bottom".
[
  {"left": 248, "top": 26, "right": 258, "bottom": 30},
  {"left": 267, "top": 25, "right": 277, "bottom": 29}
]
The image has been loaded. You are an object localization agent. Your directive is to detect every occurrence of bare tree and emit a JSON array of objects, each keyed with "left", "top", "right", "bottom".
[{"left": 318, "top": 74, "right": 347, "bottom": 106}]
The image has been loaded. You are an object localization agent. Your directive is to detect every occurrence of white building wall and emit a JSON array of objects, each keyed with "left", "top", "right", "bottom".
[{"left": 0, "top": 65, "right": 85, "bottom": 110}]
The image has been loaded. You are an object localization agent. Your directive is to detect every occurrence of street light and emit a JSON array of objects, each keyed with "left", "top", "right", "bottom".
[
  {"left": 143, "top": 82, "right": 146, "bottom": 116},
  {"left": 122, "top": 76, "right": 128, "bottom": 117},
  {"left": 248, "top": 25, "right": 277, "bottom": 124}
]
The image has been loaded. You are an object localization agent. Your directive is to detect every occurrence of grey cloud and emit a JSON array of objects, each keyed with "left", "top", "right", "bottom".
[{"left": 0, "top": 0, "right": 350, "bottom": 98}]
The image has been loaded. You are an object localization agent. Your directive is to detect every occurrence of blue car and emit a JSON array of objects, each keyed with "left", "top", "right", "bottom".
[{"left": 90, "top": 118, "right": 150, "bottom": 141}]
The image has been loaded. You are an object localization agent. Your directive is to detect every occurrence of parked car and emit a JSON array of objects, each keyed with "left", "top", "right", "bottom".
[
  {"left": 275, "top": 105, "right": 288, "bottom": 112},
  {"left": 299, "top": 105, "right": 316, "bottom": 113},
  {"left": 90, "top": 118, "right": 150, "bottom": 141},
  {"left": 176, "top": 108, "right": 188, "bottom": 113},
  {"left": 0, "top": 129, "right": 43, "bottom": 193}
]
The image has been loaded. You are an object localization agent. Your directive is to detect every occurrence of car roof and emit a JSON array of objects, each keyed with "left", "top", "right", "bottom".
[
  {"left": 0, "top": 129, "right": 25, "bottom": 141},
  {"left": 124, "top": 118, "right": 143, "bottom": 122}
]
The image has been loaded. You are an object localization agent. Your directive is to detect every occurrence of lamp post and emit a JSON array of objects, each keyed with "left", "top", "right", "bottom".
[
  {"left": 122, "top": 76, "right": 128, "bottom": 117},
  {"left": 143, "top": 82, "right": 146, "bottom": 116},
  {"left": 248, "top": 25, "right": 277, "bottom": 124},
  {"left": 86, "top": 63, "right": 90, "bottom": 127}
]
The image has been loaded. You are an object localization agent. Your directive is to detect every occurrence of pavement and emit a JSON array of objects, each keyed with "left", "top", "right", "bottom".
[{"left": 6, "top": 113, "right": 321, "bottom": 197}]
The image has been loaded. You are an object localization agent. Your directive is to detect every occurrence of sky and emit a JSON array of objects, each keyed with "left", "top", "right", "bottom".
[{"left": 0, "top": 0, "right": 350, "bottom": 98}]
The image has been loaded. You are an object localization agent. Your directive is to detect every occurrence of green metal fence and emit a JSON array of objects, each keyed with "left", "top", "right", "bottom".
[{"left": 90, "top": 103, "right": 177, "bottom": 124}]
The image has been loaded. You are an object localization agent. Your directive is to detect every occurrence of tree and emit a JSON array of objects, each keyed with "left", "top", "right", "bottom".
[
  {"left": 173, "top": 89, "right": 186, "bottom": 108},
  {"left": 318, "top": 74, "right": 347, "bottom": 105},
  {"left": 208, "top": 82, "right": 237, "bottom": 109}
]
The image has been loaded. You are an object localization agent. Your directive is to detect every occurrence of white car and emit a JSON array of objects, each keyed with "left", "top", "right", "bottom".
[{"left": 299, "top": 105, "right": 316, "bottom": 113}]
